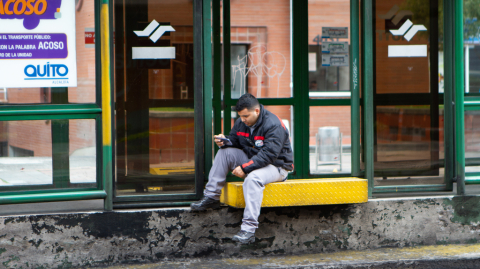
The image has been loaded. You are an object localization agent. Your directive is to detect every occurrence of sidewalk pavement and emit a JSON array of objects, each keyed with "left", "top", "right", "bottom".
[{"left": 99, "top": 243, "right": 480, "bottom": 269}]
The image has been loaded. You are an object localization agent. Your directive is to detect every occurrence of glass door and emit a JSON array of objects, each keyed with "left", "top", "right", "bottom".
[
  {"left": 113, "top": 0, "right": 203, "bottom": 202},
  {"left": 372, "top": 0, "right": 444, "bottom": 186}
]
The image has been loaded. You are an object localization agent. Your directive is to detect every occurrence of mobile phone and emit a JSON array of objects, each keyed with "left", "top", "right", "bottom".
[{"left": 216, "top": 136, "right": 232, "bottom": 146}]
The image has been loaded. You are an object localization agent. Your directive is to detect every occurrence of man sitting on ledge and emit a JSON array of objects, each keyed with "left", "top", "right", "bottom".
[{"left": 191, "top": 93, "right": 294, "bottom": 244}]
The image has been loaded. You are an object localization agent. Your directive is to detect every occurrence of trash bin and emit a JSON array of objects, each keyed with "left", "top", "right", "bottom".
[{"left": 315, "top": 126, "right": 342, "bottom": 172}]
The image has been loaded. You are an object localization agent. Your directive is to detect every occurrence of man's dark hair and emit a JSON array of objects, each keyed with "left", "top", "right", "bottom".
[{"left": 235, "top": 93, "right": 260, "bottom": 112}]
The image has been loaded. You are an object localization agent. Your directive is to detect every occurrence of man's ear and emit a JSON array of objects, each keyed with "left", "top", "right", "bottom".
[{"left": 255, "top": 107, "right": 260, "bottom": 115}]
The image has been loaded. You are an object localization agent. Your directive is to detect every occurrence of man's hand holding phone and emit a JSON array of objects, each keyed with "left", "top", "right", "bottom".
[{"left": 214, "top": 134, "right": 232, "bottom": 147}]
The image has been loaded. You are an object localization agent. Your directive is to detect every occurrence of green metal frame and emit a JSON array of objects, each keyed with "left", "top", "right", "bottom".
[
  {"left": 367, "top": 0, "right": 461, "bottom": 195},
  {"left": 350, "top": 0, "right": 361, "bottom": 177},
  {"left": 212, "top": 0, "right": 222, "bottom": 147},
  {"left": 456, "top": 1, "right": 480, "bottom": 185},
  {"left": 295, "top": 0, "right": 309, "bottom": 179},
  {"left": 443, "top": 0, "right": 455, "bottom": 191},
  {"left": 454, "top": 0, "right": 465, "bottom": 194},
  {"left": 104, "top": 0, "right": 114, "bottom": 211},
  {"left": 362, "top": 0, "right": 374, "bottom": 197},
  {"left": 111, "top": 0, "right": 206, "bottom": 207},
  {"left": 464, "top": 97, "right": 480, "bottom": 180},
  {"left": 203, "top": 0, "right": 213, "bottom": 187},
  {"left": 211, "top": 0, "right": 362, "bottom": 181},
  {"left": 223, "top": 0, "right": 232, "bottom": 136},
  {"left": 0, "top": 0, "right": 107, "bottom": 205},
  {"left": 194, "top": 0, "right": 206, "bottom": 199},
  {"left": 0, "top": 114, "right": 102, "bottom": 194},
  {"left": 207, "top": 0, "right": 466, "bottom": 197}
]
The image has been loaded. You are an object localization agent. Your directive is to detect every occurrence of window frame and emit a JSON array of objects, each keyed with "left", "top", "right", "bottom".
[{"left": 0, "top": 0, "right": 106, "bottom": 203}]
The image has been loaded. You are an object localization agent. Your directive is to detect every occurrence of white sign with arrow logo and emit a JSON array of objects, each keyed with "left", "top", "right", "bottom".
[
  {"left": 132, "top": 19, "right": 175, "bottom": 59},
  {"left": 379, "top": 5, "right": 428, "bottom": 58}
]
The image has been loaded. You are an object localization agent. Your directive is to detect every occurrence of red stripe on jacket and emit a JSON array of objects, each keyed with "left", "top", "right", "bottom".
[
  {"left": 237, "top": 132, "right": 249, "bottom": 137},
  {"left": 242, "top": 160, "right": 254, "bottom": 168},
  {"left": 254, "top": 136, "right": 264, "bottom": 140}
]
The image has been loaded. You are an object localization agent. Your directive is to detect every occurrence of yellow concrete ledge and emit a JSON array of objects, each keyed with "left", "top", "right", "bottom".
[{"left": 220, "top": 178, "right": 368, "bottom": 208}]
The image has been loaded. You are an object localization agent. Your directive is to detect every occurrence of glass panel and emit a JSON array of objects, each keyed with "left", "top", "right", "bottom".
[
  {"left": 309, "top": 106, "right": 351, "bottom": 174},
  {"left": 69, "top": 119, "right": 96, "bottom": 184},
  {"left": 68, "top": 0, "right": 96, "bottom": 103},
  {"left": 374, "top": 105, "right": 445, "bottom": 186},
  {"left": 373, "top": 0, "right": 443, "bottom": 184},
  {"left": 375, "top": 106, "right": 440, "bottom": 172},
  {"left": 0, "top": 1, "right": 96, "bottom": 104},
  {"left": 0, "top": 120, "right": 53, "bottom": 186},
  {"left": 114, "top": 0, "right": 195, "bottom": 196},
  {"left": 229, "top": 3, "right": 292, "bottom": 98},
  {"left": 464, "top": 0, "right": 480, "bottom": 173},
  {"left": 308, "top": 0, "right": 351, "bottom": 99},
  {"left": 464, "top": 0, "right": 480, "bottom": 95},
  {"left": 230, "top": 105, "right": 294, "bottom": 166},
  {"left": 465, "top": 110, "right": 480, "bottom": 173}
]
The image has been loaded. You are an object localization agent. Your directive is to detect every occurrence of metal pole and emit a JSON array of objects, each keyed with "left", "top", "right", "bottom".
[
  {"left": 350, "top": 0, "right": 360, "bottom": 177},
  {"left": 223, "top": 0, "right": 232, "bottom": 133},
  {"left": 203, "top": 0, "right": 213, "bottom": 185},
  {"left": 194, "top": 0, "right": 206, "bottom": 198},
  {"left": 455, "top": 0, "right": 465, "bottom": 195},
  {"left": 101, "top": 0, "right": 113, "bottom": 211},
  {"left": 362, "top": 0, "right": 374, "bottom": 197},
  {"left": 443, "top": 0, "right": 455, "bottom": 191}
]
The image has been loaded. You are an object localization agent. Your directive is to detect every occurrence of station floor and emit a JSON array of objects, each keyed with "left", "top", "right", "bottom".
[{"left": 99, "top": 243, "right": 480, "bottom": 269}]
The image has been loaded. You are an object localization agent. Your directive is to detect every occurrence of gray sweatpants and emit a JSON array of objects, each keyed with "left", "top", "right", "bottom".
[{"left": 204, "top": 148, "right": 288, "bottom": 233}]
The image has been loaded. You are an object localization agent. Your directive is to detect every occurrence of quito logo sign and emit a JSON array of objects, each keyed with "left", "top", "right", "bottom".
[
  {"left": 0, "top": 0, "right": 62, "bottom": 30},
  {"left": 0, "top": 0, "right": 77, "bottom": 88}
]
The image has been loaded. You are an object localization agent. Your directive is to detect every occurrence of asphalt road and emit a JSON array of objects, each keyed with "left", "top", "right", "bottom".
[{"left": 96, "top": 243, "right": 480, "bottom": 269}]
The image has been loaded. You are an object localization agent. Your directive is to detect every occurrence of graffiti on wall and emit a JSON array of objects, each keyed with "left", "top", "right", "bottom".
[{"left": 232, "top": 45, "right": 286, "bottom": 97}]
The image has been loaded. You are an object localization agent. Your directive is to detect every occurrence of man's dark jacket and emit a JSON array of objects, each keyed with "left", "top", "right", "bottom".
[{"left": 225, "top": 105, "right": 294, "bottom": 174}]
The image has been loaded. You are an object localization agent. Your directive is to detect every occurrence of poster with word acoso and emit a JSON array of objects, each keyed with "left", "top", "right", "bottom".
[{"left": 0, "top": 0, "right": 77, "bottom": 87}]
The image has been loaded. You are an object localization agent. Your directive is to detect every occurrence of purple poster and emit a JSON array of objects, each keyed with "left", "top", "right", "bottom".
[
  {"left": 0, "top": 33, "right": 67, "bottom": 59},
  {"left": 0, "top": 0, "right": 62, "bottom": 30}
]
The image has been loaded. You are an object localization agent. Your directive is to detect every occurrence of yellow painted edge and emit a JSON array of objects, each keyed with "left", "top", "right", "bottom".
[{"left": 101, "top": 3, "right": 111, "bottom": 146}]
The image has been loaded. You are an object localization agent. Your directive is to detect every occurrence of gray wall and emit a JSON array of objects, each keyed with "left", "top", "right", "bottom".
[{"left": 1, "top": 196, "right": 480, "bottom": 268}]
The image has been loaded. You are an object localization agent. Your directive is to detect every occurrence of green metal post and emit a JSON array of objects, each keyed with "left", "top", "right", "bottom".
[
  {"left": 212, "top": 0, "right": 222, "bottom": 136},
  {"left": 443, "top": 0, "right": 455, "bottom": 191},
  {"left": 292, "top": 0, "right": 308, "bottom": 179},
  {"left": 455, "top": 0, "right": 465, "bottom": 195},
  {"left": 350, "top": 0, "right": 360, "bottom": 177},
  {"left": 194, "top": 0, "right": 206, "bottom": 198},
  {"left": 51, "top": 119, "right": 70, "bottom": 188},
  {"left": 101, "top": 0, "right": 113, "bottom": 210},
  {"left": 204, "top": 0, "right": 213, "bottom": 180},
  {"left": 223, "top": 0, "right": 232, "bottom": 134},
  {"left": 51, "top": 88, "right": 70, "bottom": 189},
  {"left": 362, "top": 0, "right": 374, "bottom": 197}
]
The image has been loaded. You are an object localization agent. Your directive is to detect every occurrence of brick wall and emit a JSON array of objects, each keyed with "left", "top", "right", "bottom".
[
  {"left": 229, "top": 0, "right": 292, "bottom": 101},
  {"left": 8, "top": 121, "right": 52, "bottom": 157},
  {"left": 69, "top": 0, "right": 97, "bottom": 103},
  {"left": 149, "top": 116, "right": 195, "bottom": 166}
]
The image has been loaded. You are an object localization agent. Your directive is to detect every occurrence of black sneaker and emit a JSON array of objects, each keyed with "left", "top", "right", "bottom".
[
  {"left": 190, "top": 196, "right": 220, "bottom": 211},
  {"left": 232, "top": 230, "right": 255, "bottom": 244}
]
